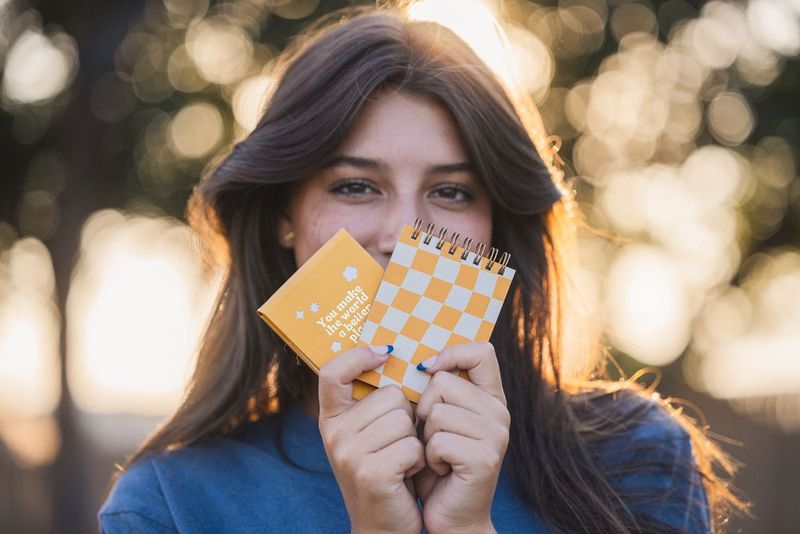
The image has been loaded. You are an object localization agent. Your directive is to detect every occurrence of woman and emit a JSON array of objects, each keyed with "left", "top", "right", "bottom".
[{"left": 99, "top": 6, "right": 744, "bottom": 533}]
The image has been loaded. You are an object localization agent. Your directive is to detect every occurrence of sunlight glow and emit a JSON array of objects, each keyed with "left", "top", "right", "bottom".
[
  {"left": 67, "top": 210, "right": 220, "bottom": 415},
  {"left": 232, "top": 74, "right": 274, "bottom": 135},
  {"left": 1, "top": 0, "right": 795, "bottom": 438},
  {"left": 0, "top": 237, "right": 61, "bottom": 467},
  {"left": 691, "top": 250, "right": 800, "bottom": 401},
  {"left": 604, "top": 245, "right": 691, "bottom": 366},
  {"left": 0, "top": 238, "right": 61, "bottom": 418},
  {"left": 408, "top": 0, "right": 553, "bottom": 101}
]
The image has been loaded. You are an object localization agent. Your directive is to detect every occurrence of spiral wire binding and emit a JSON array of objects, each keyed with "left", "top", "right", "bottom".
[{"left": 410, "top": 217, "right": 511, "bottom": 275}]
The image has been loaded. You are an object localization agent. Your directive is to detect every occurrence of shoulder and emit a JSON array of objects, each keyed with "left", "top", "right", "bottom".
[
  {"left": 98, "top": 411, "right": 299, "bottom": 529},
  {"left": 576, "top": 386, "right": 697, "bottom": 470},
  {"left": 98, "top": 455, "right": 176, "bottom": 531},
  {"left": 576, "top": 386, "right": 693, "bottom": 451},
  {"left": 575, "top": 386, "right": 712, "bottom": 531}
]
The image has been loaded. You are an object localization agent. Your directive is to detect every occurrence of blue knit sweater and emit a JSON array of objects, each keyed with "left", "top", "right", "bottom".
[{"left": 99, "top": 394, "right": 710, "bottom": 533}]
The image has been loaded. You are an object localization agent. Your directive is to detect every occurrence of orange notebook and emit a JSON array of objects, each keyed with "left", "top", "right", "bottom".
[
  {"left": 257, "top": 228, "right": 383, "bottom": 400},
  {"left": 355, "top": 219, "right": 516, "bottom": 403}
]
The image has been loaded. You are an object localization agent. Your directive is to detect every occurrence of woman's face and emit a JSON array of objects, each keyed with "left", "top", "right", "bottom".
[{"left": 279, "top": 90, "right": 493, "bottom": 269}]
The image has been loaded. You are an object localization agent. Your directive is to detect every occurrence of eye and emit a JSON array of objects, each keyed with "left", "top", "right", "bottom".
[
  {"left": 429, "top": 183, "right": 475, "bottom": 204},
  {"left": 328, "top": 178, "right": 380, "bottom": 197}
]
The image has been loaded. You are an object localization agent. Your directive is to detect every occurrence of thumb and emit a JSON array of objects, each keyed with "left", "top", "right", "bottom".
[{"left": 317, "top": 344, "right": 394, "bottom": 418}]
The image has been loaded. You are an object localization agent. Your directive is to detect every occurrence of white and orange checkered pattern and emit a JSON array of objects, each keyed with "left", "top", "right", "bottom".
[{"left": 356, "top": 222, "right": 516, "bottom": 403}]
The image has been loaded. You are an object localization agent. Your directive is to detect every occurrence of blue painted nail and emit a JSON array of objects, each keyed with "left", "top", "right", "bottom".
[
  {"left": 369, "top": 345, "right": 391, "bottom": 357},
  {"left": 416, "top": 355, "right": 438, "bottom": 371}
]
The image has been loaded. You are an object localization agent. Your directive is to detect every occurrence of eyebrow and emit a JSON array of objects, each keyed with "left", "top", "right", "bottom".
[{"left": 324, "top": 155, "right": 474, "bottom": 175}]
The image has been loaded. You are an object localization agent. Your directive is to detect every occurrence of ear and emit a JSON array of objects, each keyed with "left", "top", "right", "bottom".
[{"left": 277, "top": 212, "right": 294, "bottom": 249}]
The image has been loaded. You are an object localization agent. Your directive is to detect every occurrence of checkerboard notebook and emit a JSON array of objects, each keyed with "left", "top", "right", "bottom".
[{"left": 355, "top": 218, "right": 516, "bottom": 403}]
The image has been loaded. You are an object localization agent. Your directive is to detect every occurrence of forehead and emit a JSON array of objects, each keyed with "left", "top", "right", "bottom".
[{"left": 336, "top": 89, "right": 470, "bottom": 164}]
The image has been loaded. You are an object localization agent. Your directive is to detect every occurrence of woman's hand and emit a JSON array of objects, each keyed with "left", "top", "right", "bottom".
[
  {"left": 413, "top": 342, "right": 510, "bottom": 534},
  {"left": 318, "top": 345, "right": 425, "bottom": 534}
]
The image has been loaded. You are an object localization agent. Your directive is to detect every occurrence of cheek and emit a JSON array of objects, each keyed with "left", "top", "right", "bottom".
[
  {"left": 461, "top": 217, "right": 493, "bottom": 249},
  {"left": 434, "top": 205, "right": 493, "bottom": 248},
  {"left": 291, "top": 199, "right": 369, "bottom": 265}
]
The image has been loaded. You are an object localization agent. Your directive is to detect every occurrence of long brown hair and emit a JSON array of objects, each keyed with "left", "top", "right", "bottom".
[{"left": 116, "top": 6, "right": 746, "bottom": 532}]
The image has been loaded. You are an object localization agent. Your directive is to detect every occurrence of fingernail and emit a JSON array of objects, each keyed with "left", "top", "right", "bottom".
[
  {"left": 369, "top": 344, "right": 393, "bottom": 357},
  {"left": 416, "top": 355, "right": 437, "bottom": 371}
]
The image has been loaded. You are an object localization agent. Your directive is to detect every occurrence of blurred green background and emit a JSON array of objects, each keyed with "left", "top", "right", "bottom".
[{"left": 1, "top": 0, "right": 799, "bottom": 532}]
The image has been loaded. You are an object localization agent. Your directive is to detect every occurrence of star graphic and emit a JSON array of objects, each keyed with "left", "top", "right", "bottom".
[
  {"left": 295, "top": 310, "right": 304, "bottom": 319},
  {"left": 331, "top": 341, "right": 342, "bottom": 352},
  {"left": 310, "top": 302, "right": 320, "bottom": 313}
]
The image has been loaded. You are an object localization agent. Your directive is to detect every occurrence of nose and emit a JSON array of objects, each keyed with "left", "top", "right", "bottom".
[{"left": 375, "top": 195, "right": 425, "bottom": 259}]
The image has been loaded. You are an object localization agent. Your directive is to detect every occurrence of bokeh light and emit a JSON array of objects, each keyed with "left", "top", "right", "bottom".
[
  {"left": 690, "top": 250, "right": 800, "bottom": 401},
  {"left": 270, "top": 0, "right": 321, "bottom": 20},
  {"left": 1, "top": 27, "right": 77, "bottom": 106},
  {"left": 66, "top": 210, "right": 220, "bottom": 415},
  {"left": 747, "top": 0, "right": 800, "bottom": 56},
  {"left": 708, "top": 91, "right": 755, "bottom": 146},
  {"left": 610, "top": 2, "right": 657, "bottom": 41},
  {"left": 539, "top": 0, "right": 800, "bottom": 431},
  {"left": 168, "top": 101, "right": 224, "bottom": 158},
  {"left": 163, "top": 0, "right": 209, "bottom": 24},
  {"left": 0, "top": 236, "right": 61, "bottom": 467},
  {"left": 405, "top": 2, "right": 799, "bottom": 421},
  {"left": 90, "top": 72, "right": 137, "bottom": 124},
  {"left": 232, "top": 74, "right": 274, "bottom": 134},
  {"left": 1, "top": 0, "right": 799, "bottom": 528},
  {"left": 604, "top": 244, "right": 692, "bottom": 366},
  {"left": 0, "top": 238, "right": 60, "bottom": 417},
  {"left": 185, "top": 16, "right": 254, "bottom": 85}
]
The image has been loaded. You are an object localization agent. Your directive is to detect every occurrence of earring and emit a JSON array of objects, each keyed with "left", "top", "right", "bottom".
[{"left": 283, "top": 230, "right": 295, "bottom": 244}]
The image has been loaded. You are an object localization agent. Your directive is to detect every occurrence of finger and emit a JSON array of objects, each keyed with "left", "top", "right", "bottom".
[
  {"left": 360, "top": 407, "right": 417, "bottom": 453},
  {"left": 422, "top": 402, "right": 485, "bottom": 443},
  {"left": 371, "top": 435, "right": 426, "bottom": 479},
  {"left": 404, "top": 478, "right": 417, "bottom": 500},
  {"left": 416, "top": 341, "right": 505, "bottom": 405},
  {"left": 426, "top": 431, "right": 500, "bottom": 478},
  {"left": 318, "top": 344, "right": 394, "bottom": 419},
  {"left": 412, "top": 465, "right": 438, "bottom": 501},
  {"left": 416, "top": 370, "right": 499, "bottom": 422},
  {"left": 339, "top": 384, "right": 414, "bottom": 434}
]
